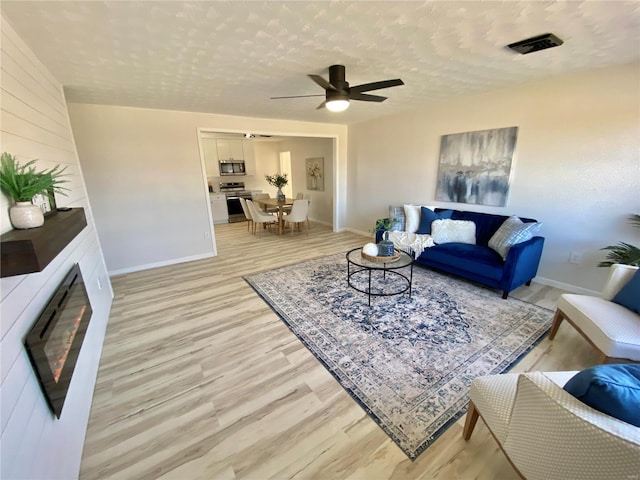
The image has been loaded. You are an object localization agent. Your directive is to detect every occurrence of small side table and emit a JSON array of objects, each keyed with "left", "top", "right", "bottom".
[{"left": 346, "top": 248, "right": 414, "bottom": 306}]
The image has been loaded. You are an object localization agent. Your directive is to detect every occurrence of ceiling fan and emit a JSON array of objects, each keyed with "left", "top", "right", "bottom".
[{"left": 270, "top": 65, "right": 404, "bottom": 112}]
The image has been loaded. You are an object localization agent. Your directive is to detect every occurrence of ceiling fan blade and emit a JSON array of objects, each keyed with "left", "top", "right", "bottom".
[
  {"left": 270, "top": 94, "right": 325, "bottom": 99},
  {"left": 350, "top": 79, "right": 404, "bottom": 93},
  {"left": 316, "top": 101, "right": 327, "bottom": 110},
  {"left": 309, "top": 74, "right": 336, "bottom": 91},
  {"left": 349, "top": 92, "right": 387, "bottom": 102}
]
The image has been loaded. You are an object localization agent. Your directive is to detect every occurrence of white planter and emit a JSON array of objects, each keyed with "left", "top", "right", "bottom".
[{"left": 10, "top": 201, "right": 44, "bottom": 229}]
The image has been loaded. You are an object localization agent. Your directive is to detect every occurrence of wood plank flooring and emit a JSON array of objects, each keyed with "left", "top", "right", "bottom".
[{"left": 80, "top": 221, "right": 600, "bottom": 480}]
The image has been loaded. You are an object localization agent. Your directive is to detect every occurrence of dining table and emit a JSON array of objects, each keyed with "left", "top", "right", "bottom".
[{"left": 253, "top": 197, "right": 295, "bottom": 235}]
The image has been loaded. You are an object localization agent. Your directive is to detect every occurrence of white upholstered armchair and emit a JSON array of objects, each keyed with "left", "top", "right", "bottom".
[
  {"left": 463, "top": 371, "right": 640, "bottom": 480},
  {"left": 549, "top": 263, "right": 640, "bottom": 363}
]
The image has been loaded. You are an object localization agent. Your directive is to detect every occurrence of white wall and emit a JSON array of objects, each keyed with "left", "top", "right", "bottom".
[
  {"left": 277, "top": 137, "right": 334, "bottom": 225},
  {"left": 67, "top": 104, "right": 348, "bottom": 275},
  {"left": 347, "top": 63, "right": 640, "bottom": 293},
  {"left": 0, "top": 16, "right": 113, "bottom": 479}
]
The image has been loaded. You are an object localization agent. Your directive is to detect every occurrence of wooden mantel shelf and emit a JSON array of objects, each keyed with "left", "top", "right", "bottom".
[{"left": 1, "top": 208, "right": 87, "bottom": 278}]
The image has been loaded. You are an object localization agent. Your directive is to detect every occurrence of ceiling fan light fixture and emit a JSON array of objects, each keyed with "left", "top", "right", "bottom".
[{"left": 325, "top": 99, "right": 350, "bottom": 112}]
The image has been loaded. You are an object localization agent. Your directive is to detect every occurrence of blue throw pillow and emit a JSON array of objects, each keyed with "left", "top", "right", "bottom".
[
  {"left": 611, "top": 269, "right": 640, "bottom": 314},
  {"left": 417, "top": 207, "right": 453, "bottom": 234},
  {"left": 563, "top": 364, "right": 640, "bottom": 427}
]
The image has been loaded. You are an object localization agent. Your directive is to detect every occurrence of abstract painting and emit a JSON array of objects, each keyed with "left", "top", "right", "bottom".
[
  {"left": 435, "top": 126, "right": 518, "bottom": 207},
  {"left": 306, "top": 157, "right": 324, "bottom": 191}
]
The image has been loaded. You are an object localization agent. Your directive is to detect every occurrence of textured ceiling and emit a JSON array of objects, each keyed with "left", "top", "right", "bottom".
[{"left": 2, "top": 1, "right": 639, "bottom": 125}]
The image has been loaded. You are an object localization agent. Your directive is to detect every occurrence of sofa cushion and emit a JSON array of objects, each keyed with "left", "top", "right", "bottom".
[
  {"left": 404, "top": 204, "right": 421, "bottom": 233},
  {"left": 420, "top": 243, "right": 504, "bottom": 280},
  {"left": 611, "top": 269, "right": 640, "bottom": 314},
  {"left": 431, "top": 219, "right": 476, "bottom": 244},
  {"left": 489, "top": 216, "right": 542, "bottom": 260},
  {"left": 563, "top": 364, "right": 640, "bottom": 427},
  {"left": 417, "top": 207, "right": 453, "bottom": 234},
  {"left": 389, "top": 205, "right": 405, "bottom": 231}
]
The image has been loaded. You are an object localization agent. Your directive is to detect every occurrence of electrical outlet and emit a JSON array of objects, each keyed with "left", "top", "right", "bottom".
[
  {"left": 204, "top": 231, "right": 211, "bottom": 240},
  {"left": 569, "top": 251, "right": 582, "bottom": 264}
]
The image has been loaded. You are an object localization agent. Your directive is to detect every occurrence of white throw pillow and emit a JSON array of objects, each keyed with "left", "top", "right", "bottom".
[
  {"left": 488, "top": 216, "right": 542, "bottom": 260},
  {"left": 403, "top": 204, "right": 421, "bottom": 233},
  {"left": 403, "top": 204, "right": 436, "bottom": 233},
  {"left": 431, "top": 219, "right": 476, "bottom": 245}
]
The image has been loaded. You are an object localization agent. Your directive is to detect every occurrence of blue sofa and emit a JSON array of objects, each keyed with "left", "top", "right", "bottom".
[{"left": 376, "top": 209, "right": 544, "bottom": 299}]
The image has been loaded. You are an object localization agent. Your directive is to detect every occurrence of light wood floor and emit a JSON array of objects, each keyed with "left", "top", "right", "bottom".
[{"left": 79, "top": 221, "right": 600, "bottom": 480}]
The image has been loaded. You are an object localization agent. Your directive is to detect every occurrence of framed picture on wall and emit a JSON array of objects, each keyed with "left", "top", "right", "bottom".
[
  {"left": 435, "top": 126, "right": 518, "bottom": 207},
  {"left": 306, "top": 157, "right": 324, "bottom": 191}
]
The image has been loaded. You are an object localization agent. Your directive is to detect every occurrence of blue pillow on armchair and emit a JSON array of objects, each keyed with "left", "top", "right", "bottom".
[
  {"left": 611, "top": 269, "right": 640, "bottom": 314},
  {"left": 563, "top": 364, "right": 640, "bottom": 427},
  {"left": 417, "top": 207, "right": 453, "bottom": 234}
]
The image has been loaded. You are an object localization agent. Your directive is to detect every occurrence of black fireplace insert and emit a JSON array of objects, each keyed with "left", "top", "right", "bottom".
[{"left": 24, "top": 263, "right": 93, "bottom": 418}]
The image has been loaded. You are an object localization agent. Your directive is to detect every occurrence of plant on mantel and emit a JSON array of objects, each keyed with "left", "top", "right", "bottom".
[
  {"left": 598, "top": 214, "right": 640, "bottom": 267},
  {"left": 0, "top": 152, "right": 68, "bottom": 229}
]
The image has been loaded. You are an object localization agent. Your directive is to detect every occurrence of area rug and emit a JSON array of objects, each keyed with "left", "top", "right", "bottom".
[{"left": 244, "top": 252, "right": 553, "bottom": 460}]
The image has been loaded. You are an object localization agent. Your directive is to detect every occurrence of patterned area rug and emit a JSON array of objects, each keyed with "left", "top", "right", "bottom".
[{"left": 244, "top": 252, "right": 553, "bottom": 460}]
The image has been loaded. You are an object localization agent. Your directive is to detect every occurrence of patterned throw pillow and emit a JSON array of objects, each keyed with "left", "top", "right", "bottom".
[
  {"left": 431, "top": 219, "right": 476, "bottom": 244},
  {"left": 488, "top": 216, "right": 542, "bottom": 260},
  {"left": 388, "top": 205, "right": 405, "bottom": 231}
]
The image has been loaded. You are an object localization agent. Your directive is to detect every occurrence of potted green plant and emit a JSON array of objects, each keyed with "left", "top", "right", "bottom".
[
  {"left": 374, "top": 217, "right": 396, "bottom": 256},
  {"left": 0, "top": 152, "right": 68, "bottom": 229},
  {"left": 598, "top": 214, "right": 640, "bottom": 267},
  {"left": 265, "top": 173, "right": 288, "bottom": 202}
]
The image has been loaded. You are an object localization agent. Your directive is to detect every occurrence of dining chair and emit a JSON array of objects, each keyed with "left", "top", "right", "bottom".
[
  {"left": 282, "top": 199, "right": 309, "bottom": 236},
  {"left": 253, "top": 193, "right": 278, "bottom": 213},
  {"left": 238, "top": 197, "right": 253, "bottom": 233},
  {"left": 245, "top": 199, "right": 277, "bottom": 236}
]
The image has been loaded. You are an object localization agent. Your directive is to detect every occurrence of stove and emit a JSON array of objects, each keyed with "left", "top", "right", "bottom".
[
  {"left": 219, "top": 182, "right": 252, "bottom": 223},
  {"left": 219, "top": 182, "right": 253, "bottom": 198}
]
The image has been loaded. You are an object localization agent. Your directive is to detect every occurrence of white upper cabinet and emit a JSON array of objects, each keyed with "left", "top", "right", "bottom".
[
  {"left": 217, "top": 139, "right": 244, "bottom": 161},
  {"left": 202, "top": 138, "right": 219, "bottom": 176}
]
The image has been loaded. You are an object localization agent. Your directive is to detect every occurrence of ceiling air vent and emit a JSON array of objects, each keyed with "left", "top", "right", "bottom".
[{"left": 507, "top": 33, "right": 563, "bottom": 55}]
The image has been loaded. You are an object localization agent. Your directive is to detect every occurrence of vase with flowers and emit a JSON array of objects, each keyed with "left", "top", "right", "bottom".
[
  {"left": 265, "top": 173, "right": 288, "bottom": 202},
  {"left": 0, "top": 152, "right": 68, "bottom": 229}
]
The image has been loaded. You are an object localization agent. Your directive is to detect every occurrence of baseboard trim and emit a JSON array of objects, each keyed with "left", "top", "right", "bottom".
[
  {"left": 109, "top": 252, "right": 214, "bottom": 277},
  {"left": 532, "top": 276, "right": 600, "bottom": 296}
]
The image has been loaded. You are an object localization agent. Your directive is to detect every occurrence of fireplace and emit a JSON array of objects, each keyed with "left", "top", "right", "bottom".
[{"left": 24, "top": 263, "right": 93, "bottom": 418}]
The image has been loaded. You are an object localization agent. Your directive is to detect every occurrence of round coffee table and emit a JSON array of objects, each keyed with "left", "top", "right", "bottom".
[{"left": 346, "top": 247, "right": 414, "bottom": 306}]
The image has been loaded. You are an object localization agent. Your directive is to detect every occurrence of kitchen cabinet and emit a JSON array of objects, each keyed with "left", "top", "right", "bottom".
[
  {"left": 210, "top": 193, "right": 229, "bottom": 224},
  {"left": 216, "top": 139, "right": 244, "bottom": 161}
]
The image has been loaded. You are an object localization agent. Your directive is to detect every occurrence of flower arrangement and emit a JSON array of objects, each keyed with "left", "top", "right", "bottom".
[
  {"left": 265, "top": 173, "right": 289, "bottom": 189},
  {"left": 0, "top": 152, "right": 68, "bottom": 203},
  {"left": 308, "top": 162, "right": 322, "bottom": 181}
]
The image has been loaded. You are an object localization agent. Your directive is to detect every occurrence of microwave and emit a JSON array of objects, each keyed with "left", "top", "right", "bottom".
[{"left": 219, "top": 160, "right": 245, "bottom": 176}]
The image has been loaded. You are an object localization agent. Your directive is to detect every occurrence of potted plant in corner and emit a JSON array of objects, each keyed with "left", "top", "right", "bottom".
[
  {"left": 598, "top": 214, "right": 640, "bottom": 267},
  {"left": 0, "top": 152, "right": 68, "bottom": 229},
  {"left": 265, "top": 172, "right": 288, "bottom": 202}
]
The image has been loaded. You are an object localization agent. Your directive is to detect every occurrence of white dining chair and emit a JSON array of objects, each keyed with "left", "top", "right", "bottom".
[
  {"left": 238, "top": 197, "right": 253, "bottom": 233},
  {"left": 245, "top": 199, "right": 276, "bottom": 236},
  {"left": 282, "top": 199, "right": 309, "bottom": 236},
  {"left": 253, "top": 193, "right": 277, "bottom": 213}
]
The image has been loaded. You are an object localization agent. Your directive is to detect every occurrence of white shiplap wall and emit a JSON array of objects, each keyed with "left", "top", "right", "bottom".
[{"left": 1, "top": 16, "right": 113, "bottom": 479}]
